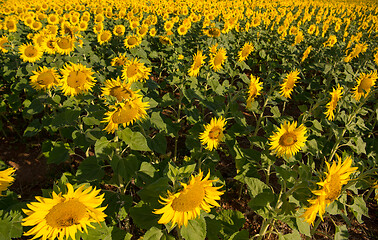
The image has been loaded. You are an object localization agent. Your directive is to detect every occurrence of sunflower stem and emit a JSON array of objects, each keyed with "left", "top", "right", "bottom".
[
  {"left": 253, "top": 94, "right": 269, "bottom": 136},
  {"left": 256, "top": 218, "right": 272, "bottom": 240},
  {"left": 174, "top": 86, "right": 184, "bottom": 162}
]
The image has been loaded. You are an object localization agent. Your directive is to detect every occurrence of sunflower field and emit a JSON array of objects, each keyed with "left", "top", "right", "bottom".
[{"left": 0, "top": 0, "right": 378, "bottom": 239}]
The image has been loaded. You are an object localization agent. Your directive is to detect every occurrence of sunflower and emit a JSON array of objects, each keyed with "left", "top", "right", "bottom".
[
  {"left": 154, "top": 171, "right": 224, "bottom": 228},
  {"left": 323, "top": 35, "right": 337, "bottom": 48},
  {"left": 269, "top": 121, "right": 307, "bottom": 158},
  {"left": 30, "top": 21, "right": 42, "bottom": 31},
  {"left": 324, "top": 84, "right": 343, "bottom": 121},
  {"left": 280, "top": 69, "right": 300, "bottom": 99},
  {"left": 137, "top": 25, "right": 149, "bottom": 38},
  {"left": 22, "top": 183, "right": 107, "bottom": 240},
  {"left": 41, "top": 35, "right": 57, "bottom": 54},
  {"left": 352, "top": 71, "right": 377, "bottom": 101},
  {"left": 93, "top": 23, "right": 104, "bottom": 34},
  {"left": 47, "top": 14, "right": 59, "bottom": 25},
  {"left": 159, "top": 36, "right": 173, "bottom": 45},
  {"left": 246, "top": 74, "right": 263, "bottom": 108},
  {"left": 5, "top": 18, "right": 17, "bottom": 32},
  {"left": 113, "top": 25, "right": 125, "bottom": 36},
  {"left": 177, "top": 24, "right": 188, "bottom": 35},
  {"left": 124, "top": 35, "right": 141, "bottom": 49},
  {"left": 0, "top": 167, "right": 16, "bottom": 195},
  {"left": 164, "top": 20, "right": 174, "bottom": 32},
  {"left": 102, "top": 77, "right": 141, "bottom": 102},
  {"left": 102, "top": 98, "right": 149, "bottom": 133},
  {"left": 199, "top": 116, "right": 227, "bottom": 151},
  {"left": 301, "top": 155, "right": 357, "bottom": 225},
  {"left": 301, "top": 46, "right": 312, "bottom": 62},
  {"left": 19, "top": 43, "right": 43, "bottom": 63},
  {"left": 238, "top": 42, "right": 254, "bottom": 62},
  {"left": 97, "top": 30, "right": 112, "bottom": 45},
  {"left": 188, "top": 50, "right": 206, "bottom": 77},
  {"left": 122, "top": 58, "right": 151, "bottom": 83},
  {"left": 111, "top": 53, "right": 128, "bottom": 67},
  {"left": 0, "top": 36, "right": 10, "bottom": 53},
  {"left": 60, "top": 62, "right": 96, "bottom": 96},
  {"left": 149, "top": 28, "right": 157, "bottom": 37},
  {"left": 209, "top": 47, "right": 227, "bottom": 72},
  {"left": 30, "top": 66, "right": 60, "bottom": 91},
  {"left": 206, "top": 27, "right": 221, "bottom": 38},
  {"left": 55, "top": 36, "right": 75, "bottom": 55}
]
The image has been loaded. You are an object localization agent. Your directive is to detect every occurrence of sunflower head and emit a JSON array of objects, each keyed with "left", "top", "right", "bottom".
[
  {"left": 209, "top": 47, "right": 227, "bottom": 72},
  {"left": 188, "top": 50, "right": 206, "bottom": 77},
  {"left": 124, "top": 35, "right": 142, "bottom": 48},
  {"left": 102, "top": 77, "right": 141, "bottom": 102},
  {"left": 238, "top": 42, "right": 254, "bottom": 62},
  {"left": 122, "top": 58, "right": 151, "bottom": 83},
  {"left": 59, "top": 62, "right": 96, "bottom": 96},
  {"left": 352, "top": 71, "right": 377, "bottom": 101},
  {"left": 199, "top": 116, "right": 227, "bottom": 151},
  {"left": 98, "top": 30, "right": 112, "bottom": 45},
  {"left": 280, "top": 69, "right": 300, "bottom": 99},
  {"left": 55, "top": 36, "right": 75, "bottom": 55},
  {"left": 246, "top": 74, "right": 263, "bottom": 108},
  {"left": 19, "top": 43, "right": 44, "bottom": 63},
  {"left": 30, "top": 66, "right": 60, "bottom": 91},
  {"left": 0, "top": 167, "right": 16, "bottom": 195},
  {"left": 269, "top": 121, "right": 307, "bottom": 158}
]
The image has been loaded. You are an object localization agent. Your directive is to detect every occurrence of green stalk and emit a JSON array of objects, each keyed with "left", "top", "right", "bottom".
[
  {"left": 174, "top": 86, "right": 184, "bottom": 162},
  {"left": 253, "top": 95, "right": 269, "bottom": 136}
]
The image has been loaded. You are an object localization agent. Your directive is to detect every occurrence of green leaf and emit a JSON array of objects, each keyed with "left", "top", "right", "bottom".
[
  {"left": 216, "top": 210, "right": 245, "bottom": 236},
  {"left": 79, "top": 222, "right": 112, "bottom": 240},
  {"left": 334, "top": 225, "right": 349, "bottom": 240},
  {"left": 143, "top": 227, "right": 164, "bottom": 240},
  {"left": 94, "top": 137, "right": 110, "bottom": 158},
  {"left": 180, "top": 215, "right": 206, "bottom": 240},
  {"left": 278, "top": 229, "right": 301, "bottom": 240},
  {"left": 270, "top": 106, "right": 281, "bottom": 118},
  {"left": 129, "top": 202, "right": 160, "bottom": 230},
  {"left": 76, "top": 156, "right": 105, "bottom": 182},
  {"left": 229, "top": 230, "right": 249, "bottom": 240},
  {"left": 0, "top": 211, "right": 23, "bottom": 239},
  {"left": 118, "top": 128, "right": 151, "bottom": 151},
  {"left": 149, "top": 133, "right": 167, "bottom": 154},
  {"left": 48, "top": 142, "right": 70, "bottom": 164},
  {"left": 83, "top": 116, "right": 101, "bottom": 126},
  {"left": 23, "top": 98, "right": 44, "bottom": 117},
  {"left": 23, "top": 119, "right": 42, "bottom": 137},
  {"left": 138, "top": 177, "right": 170, "bottom": 207},
  {"left": 244, "top": 177, "right": 270, "bottom": 197},
  {"left": 111, "top": 154, "right": 141, "bottom": 183},
  {"left": 349, "top": 196, "right": 368, "bottom": 223},
  {"left": 296, "top": 212, "right": 311, "bottom": 237},
  {"left": 111, "top": 227, "right": 132, "bottom": 240},
  {"left": 150, "top": 112, "right": 167, "bottom": 132}
]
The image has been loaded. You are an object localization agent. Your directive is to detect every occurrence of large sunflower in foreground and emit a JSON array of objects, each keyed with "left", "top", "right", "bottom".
[
  {"left": 352, "top": 71, "right": 377, "bottom": 101},
  {"left": 19, "top": 43, "right": 44, "bottom": 63},
  {"left": 55, "top": 36, "right": 75, "bottom": 55},
  {"left": 280, "top": 69, "right": 300, "bottom": 99},
  {"left": 269, "top": 121, "right": 307, "bottom": 158},
  {"left": 22, "top": 183, "right": 107, "bottom": 240},
  {"left": 188, "top": 50, "right": 206, "bottom": 77},
  {"left": 0, "top": 167, "right": 16, "bottom": 195},
  {"left": 301, "top": 155, "right": 357, "bottom": 225},
  {"left": 199, "top": 116, "right": 227, "bottom": 151},
  {"left": 324, "top": 84, "right": 343, "bottom": 121},
  {"left": 154, "top": 171, "right": 224, "bottom": 228},
  {"left": 111, "top": 53, "right": 128, "bottom": 67},
  {"left": 102, "top": 98, "right": 149, "bottom": 133},
  {"left": 209, "top": 47, "right": 227, "bottom": 72},
  {"left": 101, "top": 77, "right": 141, "bottom": 102},
  {"left": 246, "top": 74, "right": 263, "bottom": 108},
  {"left": 30, "top": 66, "right": 60, "bottom": 91},
  {"left": 60, "top": 62, "right": 96, "bottom": 96}
]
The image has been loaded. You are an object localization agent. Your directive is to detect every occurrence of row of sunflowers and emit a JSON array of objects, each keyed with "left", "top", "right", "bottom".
[{"left": 0, "top": 0, "right": 378, "bottom": 239}]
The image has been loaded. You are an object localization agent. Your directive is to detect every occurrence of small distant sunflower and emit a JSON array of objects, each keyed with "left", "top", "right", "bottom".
[
  {"left": 177, "top": 24, "right": 188, "bottom": 35},
  {"left": 102, "top": 98, "right": 149, "bottom": 133},
  {"left": 209, "top": 47, "right": 227, "bottom": 72},
  {"left": 352, "top": 71, "right": 377, "bottom": 101},
  {"left": 246, "top": 75, "right": 263, "bottom": 108},
  {"left": 137, "top": 25, "right": 149, "bottom": 38},
  {"left": 149, "top": 28, "right": 157, "bottom": 37},
  {"left": 30, "top": 21, "right": 42, "bottom": 31},
  {"left": 55, "top": 36, "right": 75, "bottom": 55},
  {"left": 124, "top": 35, "right": 141, "bottom": 49},
  {"left": 269, "top": 121, "right": 307, "bottom": 158},
  {"left": 60, "top": 62, "right": 96, "bottom": 96},
  {"left": 122, "top": 58, "right": 151, "bottom": 83},
  {"left": 301, "top": 155, "right": 357, "bottom": 225},
  {"left": 93, "top": 23, "right": 104, "bottom": 34},
  {"left": 102, "top": 77, "right": 141, "bottom": 102},
  {"left": 199, "top": 116, "right": 227, "bottom": 151},
  {"left": 30, "top": 66, "right": 60, "bottom": 91},
  {"left": 97, "top": 30, "right": 112, "bottom": 45},
  {"left": 0, "top": 36, "right": 10, "bottom": 53},
  {"left": 47, "top": 14, "right": 59, "bottom": 25},
  {"left": 164, "top": 20, "right": 174, "bottom": 32},
  {"left": 0, "top": 167, "right": 16, "bottom": 195},
  {"left": 22, "top": 183, "right": 107, "bottom": 240},
  {"left": 78, "top": 21, "right": 88, "bottom": 31},
  {"left": 301, "top": 46, "right": 312, "bottom": 62},
  {"left": 113, "top": 25, "right": 125, "bottom": 36},
  {"left": 19, "top": 43, "right": 43, "bottom": 63},
  {"left": 323, "top": 35, "right": 337, "bottom": 48},
  {"left": 238, "top": 42, "right": 254, "bottom": 62},
  {"left": 207, "top": 27, "right": 221, "bottom": 38},
  {"left": 154, "top": 171, "right": 224, "bottom": 228},
  {"left": 280, "top": 69, "right": 300, "bottom": 99},
  {"left": 324, "top": 84, "right": 343, "bottom": 121},
  {"left": 188, "top": 50, "right": 206, "bottom": 77},
  {"left": 111, "top": 53, "right": 128, "bottom": 67}
]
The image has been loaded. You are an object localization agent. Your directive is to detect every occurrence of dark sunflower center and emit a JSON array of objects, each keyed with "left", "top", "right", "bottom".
[
  {"left": 325, "top": 173, "right": 342, "bottom": 202},
  {"left": 171, "top": 183, "right": 205, "bottom": 212},
  {"left": 67, "top": 71, "right": 87, "bottom": 88},
  {"left": 128, "top": 37, "right": 137, "bottom": 46},
  {"left": 37, "top": 72, "right": 55, "bottom": 86},
  {"left": 357, "top": 77, "right": 372, "bottom": 93},
  {"left": 279, "top": 133, "right": 297, "bottom": 146},
  {"left": 208, "top": 127, "right": 222, "bottom": 140},
  {"left": 111, "top": 104, "right": 138, "bottom": 124},
  {"left": 45, "top": 199, "right": 87, "bottom": 228},
  {"left": 110, "top": 86, "right": 132, "bottom": 101},
  {"left": 25, "top": 46, "right": 38, "bottom": 57}
]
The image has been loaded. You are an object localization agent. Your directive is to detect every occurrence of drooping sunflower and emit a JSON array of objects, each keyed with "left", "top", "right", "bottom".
[
  {"left": 324, "top": 84, "right": 343, "bottom": 121},
  {"left": 188, "top": 50, "right": 206, "bottom": 77},
  {"left": 301, "top": 155, "right": 357, "bottom": 225},
  {"left": 60, "top": 62, "right": 96, "bottom": 96},
  {"left": 269, "top": 121, "right": 307, "bottom": 158},
  {"left": 0, "top": 36, "right": 10, "bottom": 53},
  {"left": 102, "top": 98, "right": 149, "bottom": 133},
  {"left": 124, "top": 35, "right": 141, "bottom": 48},
  {"left": 352, "top": 71, "right": 377, "bottom": 101},
  {"left": 113, "top": 25, "right": 125, "bottom": 36},
  {"left": 199, "top": 116, "right": 227, "bottom": 151},
  {"left": 111, "top": 53, "right": 128, "bottom": 67},
  {"left": 19, "top": 43, "right": 44, "bottom": 63},
  {"left": 0, "top": 167, "right": 16, "bottom": 195},
  {"left": 246, "top": 74, "right": 263, "bottom": 108},
  {"left": 301, "top": 46, "right": 312, "bottom": 62},
  {"left": 97, "top": 30, "right": 112, "bottom": 45},
  {"left": 323, "top": 35, "right": 337, "bottom": 48},
  {"left": 159, "top": 36, "right": 173, "bottom": 45},
  {"left": 238, "top": 42, "right": 254, "bottom": 62},
  {"left": 55, "top": 36, "right": 75, "bottom": 55},
  {"left": 101, "top": 77, "right": 141, "bottom": 102},
  {"left": 30, "top": 66, "right": 60, "bottom": 91},
  {"left": 209, "top": 47, "right": 227, "bottom": 72},
  {"left": 280, "top": 69, "right": 300, "bottom": 99},
  {"left": 22, "top": 183, "right": 107, "bottom": 240},
  {"left": 206, "top": 27, "right": 221, "bottom": 38},
  {"left": 154, "top": 171, "right": 224, "bottom": 228},
  {"left": 122, "top": 58, "right": 151, "bottom": 83}
]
